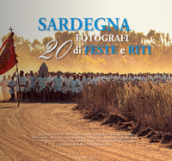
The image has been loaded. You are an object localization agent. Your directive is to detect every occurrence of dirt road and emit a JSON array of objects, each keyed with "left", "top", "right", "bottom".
[{"left": 0, "top": 103, "right": 171, "bottom": 161}]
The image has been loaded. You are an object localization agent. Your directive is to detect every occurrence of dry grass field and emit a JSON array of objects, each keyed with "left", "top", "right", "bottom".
[{"left": 77, "top": 81, "right": 172, "bottom": 144}]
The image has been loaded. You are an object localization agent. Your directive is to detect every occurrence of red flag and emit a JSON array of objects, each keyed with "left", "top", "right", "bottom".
[{"left": 0, "top": 32, "right": 18, "bottom": 75}]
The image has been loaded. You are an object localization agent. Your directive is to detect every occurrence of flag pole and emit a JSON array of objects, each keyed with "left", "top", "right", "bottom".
[
  {"left": 9, "top": 27, "right": 21, "bottom": 107},
  {"left": 16, "top": 63, "right": 21, "bottom": 107}
]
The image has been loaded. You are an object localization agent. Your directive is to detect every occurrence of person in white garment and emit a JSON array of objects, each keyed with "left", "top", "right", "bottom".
[
  {"left": 0, "top": 76, "right": 9, "bottom": 101},
  {"left": 47, "top": 73, "right": 54, "bottom": 90},
  {"left": 63, "top": 73, "right": 72, "bottom": 101},
  {"left": 147, "top": 74, "right": 153, "bottom": 82},
  {"left": 161, "top": 74, "right": 167, "bottom": 83},
  {"left": 29, "top": 71, "right": 37, "bottom": 89},
  {"left": 78, "top": 76, "right": 84, "bottom": 93},
  {"left": 16, "top": 71, "right": 26, "bottom": 106},
  {"left": 90, "top": 75, "right": 97, "bottom": 85},
  {"left": 71, "top": 75, "right": 80, "bottom": 100},
  {"left": 141, "top": 75, "right": 147, "bottom": 82},
  {"left": 24, "top": 80, "right": 31, "bottom": 101},
  {"left": 29, "top": 71, "right": 37, "bottom": 101},
  {"left": 47, "top": 73, "right": 54, "bottom": 101},
  {"left": 7, "top": 75, "right": 11, "bottom": 100},
  {"left": 8, "top": 76, "right": 16, "bottom": 102},
  {"left": 37, "top": 73, "right": 47, "bottom": 101},
  {"left": 53, "top": 73, "right": 63, "bottom": 101},
  {"left": 83, "top": 74, "right": 90, "bottom": 85},
  {"left": 71, "top": 75, "right": 79, "bottom": 93},
  {"left": 25, "top": 73, "right": 30, "bottom": 85}
]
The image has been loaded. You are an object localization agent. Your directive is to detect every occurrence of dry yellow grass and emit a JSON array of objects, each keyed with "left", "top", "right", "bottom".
[{"left": 78, "top": 81, "right": 172, "bottom": 134}]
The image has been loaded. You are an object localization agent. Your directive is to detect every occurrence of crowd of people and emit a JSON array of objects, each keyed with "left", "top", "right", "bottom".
[{"left": 0, "top": 71, "right": 172, "bottom": 102}]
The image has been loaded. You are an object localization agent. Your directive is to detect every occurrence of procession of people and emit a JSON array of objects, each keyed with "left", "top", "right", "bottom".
[{"left": 1, "top": 69, "right": 172, "bottom": 103}]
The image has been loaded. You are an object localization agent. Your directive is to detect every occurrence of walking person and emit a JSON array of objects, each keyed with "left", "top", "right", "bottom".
[
  {"left": 7, "top": 76, "right": 16, "bottom": 102},
  {"left": 29, "top": 71, "right": 37, "bottom": 101},
  {"left": 53, "top": 72, "right": 63, "bottom": 101},
  {"left": 37, "top": 73, "right": 47, "bottom": 101},
  {"left": 0, "top": 76, "right": 9, "bottom": 101},
  {"left": 16, "top": 71, "right": 26, "bottom": 106}
]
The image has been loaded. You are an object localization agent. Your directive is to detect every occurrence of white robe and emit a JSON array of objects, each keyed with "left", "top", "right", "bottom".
[
  {"left": 38, "top": 77, "right": 47, "bottom": 92},
  {"left": 0, "top": 79, "right": 9, "bottom": 100},
  {"left": 63, "top": 77, "right": 72, "bottom": 93},
  {"left": 53, "top": 77, "right": 63, "bottom": 92},
  {"left": 71, "top": 79, "right": 80, "bottom": 93},
  {"left": 8, "top": 80, "right": 16, "bottom": 94},
  {"left": 29, "top": 75, "right": 37, "bottom": 89}
]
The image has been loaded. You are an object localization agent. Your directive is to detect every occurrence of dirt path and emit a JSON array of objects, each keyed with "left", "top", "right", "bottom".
[{"left": 0, "top": 103, "right": 171, "bottom": 161}]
